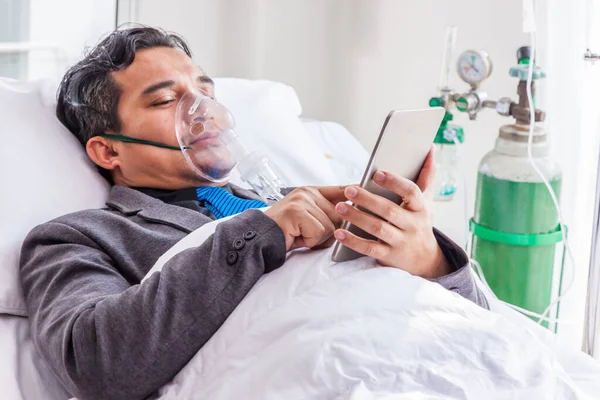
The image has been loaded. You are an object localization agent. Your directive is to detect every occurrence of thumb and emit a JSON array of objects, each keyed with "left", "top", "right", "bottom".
[
  {"left": 317, "top": 185, "right": 350, "bottom": 204},
  {"left": 416, "top": 146, "right": 436, "bottom": 193}
]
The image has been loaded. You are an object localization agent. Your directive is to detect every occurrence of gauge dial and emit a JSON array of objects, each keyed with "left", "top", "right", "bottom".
[{"left": 457, "top": 50, "right": 493, "bottom": 86}]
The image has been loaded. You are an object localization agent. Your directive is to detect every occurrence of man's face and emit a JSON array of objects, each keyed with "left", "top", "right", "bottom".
[{"left": 106, "top": 47, "right": 219, "bottom": 189}]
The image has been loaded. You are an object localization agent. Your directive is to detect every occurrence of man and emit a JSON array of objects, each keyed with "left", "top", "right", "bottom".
[{"left": 20, "top": 26, "right": 487, "bottom": 400}]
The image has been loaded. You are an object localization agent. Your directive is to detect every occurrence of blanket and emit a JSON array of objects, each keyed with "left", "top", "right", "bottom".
[{"left": 143, "top": 215, "right": 600, "bottom": 400}]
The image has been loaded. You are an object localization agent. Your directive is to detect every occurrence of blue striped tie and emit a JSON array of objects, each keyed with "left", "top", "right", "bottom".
[{"left": 196, "top": 186, "right": 267, "bottom": 219}]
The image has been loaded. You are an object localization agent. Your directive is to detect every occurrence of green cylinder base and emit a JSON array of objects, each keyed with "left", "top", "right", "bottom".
[{"left": 471, "top": 173, "right": 561, "bottom": 328}]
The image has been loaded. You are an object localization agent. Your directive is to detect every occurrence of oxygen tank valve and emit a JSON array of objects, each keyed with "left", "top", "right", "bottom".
[
  {"left": 452, "top": 46, "right": 546, "bottom": 125},
  {"left": 479, "top": 46, "right": 546, "bottom": 124},
  {"left": 509, "top": 46, "right": 546, "bottom": 124}
]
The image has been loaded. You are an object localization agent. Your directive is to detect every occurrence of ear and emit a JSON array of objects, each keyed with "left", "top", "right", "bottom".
[{"left": 86, "top": 136, "right": 121, "bottom": 171}]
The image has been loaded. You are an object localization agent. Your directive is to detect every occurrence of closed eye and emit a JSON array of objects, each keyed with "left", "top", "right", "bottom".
[
  {"left": 151, "top": 87, "right": 213, "bottom": 108},
  {"left": 152, "top": 99, "right": 175, "bottom": 107}
]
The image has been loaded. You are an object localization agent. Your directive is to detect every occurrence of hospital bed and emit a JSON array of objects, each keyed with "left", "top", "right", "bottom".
[{"left": 1, "top": 77, "right": 599, "bottom": 400}]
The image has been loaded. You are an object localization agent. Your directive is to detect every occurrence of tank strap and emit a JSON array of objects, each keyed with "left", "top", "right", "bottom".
[{"left": 469, "top": 219, "right": 565, "bottom": 246}]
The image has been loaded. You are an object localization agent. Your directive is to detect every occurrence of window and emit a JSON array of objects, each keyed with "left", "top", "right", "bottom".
[
  {"left": 0, "top": 0, "right": 117, "bottom": 81},
  {"left": 0, "top": 0, "right": 30, "bottom": 79}
]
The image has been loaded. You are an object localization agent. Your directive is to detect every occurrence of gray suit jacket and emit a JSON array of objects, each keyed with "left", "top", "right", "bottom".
[{"left": 20, "top": 185, "right": 487, "bottom": 400}]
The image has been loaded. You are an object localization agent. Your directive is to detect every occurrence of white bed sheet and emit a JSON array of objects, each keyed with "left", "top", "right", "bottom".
[{"left": 148, "top": 215, "right": 600, "bottom": 400}]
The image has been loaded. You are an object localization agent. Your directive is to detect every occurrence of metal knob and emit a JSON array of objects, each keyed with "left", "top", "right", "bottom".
[
  {"left": 456, "top": 90, "right": 488, "bottom": 120},
  {"left": 495, "top": 97, "right": 513, "bottom": 117},
  {"left": 456, "top": 93, "right": 478, "bottom": 113}
]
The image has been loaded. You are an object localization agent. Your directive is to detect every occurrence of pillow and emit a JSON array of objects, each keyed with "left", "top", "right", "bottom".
[
  {"left": 214, "top": 78, "right": 337, "bottom": 188},
  {"left": 214, "top": 78, "right": 302, "bottom": 117},
  {"left": 302, "top": 119, "right": 369, "bottom": 184},
  {"left": 0, "top": 77, "right": 339, "bottom": 316},
  {"left": 0, "top": 78, "right": 110, "bottom": 316}
]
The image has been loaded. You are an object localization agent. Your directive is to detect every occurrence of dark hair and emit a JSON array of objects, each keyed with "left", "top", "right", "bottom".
[{"left": 55, "top": 25, "right": 192, "bottom": 181}]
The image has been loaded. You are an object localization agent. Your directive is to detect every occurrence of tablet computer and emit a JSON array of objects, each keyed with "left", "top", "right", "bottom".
[{"left": 331, "top": 108, "right": 445, "bottom": 262}]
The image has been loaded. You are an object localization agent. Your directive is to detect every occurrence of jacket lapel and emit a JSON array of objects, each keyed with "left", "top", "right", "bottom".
[
  {"left": 136, "top": 205, "right": 209, "bottom": 233},
  {"left": 105, "top": 186, "right": 209, "bottom": 233},
  {"left": 105, "top": 184, "right": 278, "bottom": 233}
]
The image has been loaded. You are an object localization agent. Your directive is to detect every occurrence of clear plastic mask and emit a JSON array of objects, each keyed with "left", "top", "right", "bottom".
[
  {"left": 174, "top": 90, "right": 245, "bottom": 182},
  {"left": 175, "top": 90, "right": 285, "bottom": 200}
]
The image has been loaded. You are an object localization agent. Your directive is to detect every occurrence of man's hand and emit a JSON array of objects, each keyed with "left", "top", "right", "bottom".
[
  {"left": 265, "top": 186, "right": 348, "bottom": 251},
  {"left": 333, "top": 148, "right": 451, "bottom": 279}
]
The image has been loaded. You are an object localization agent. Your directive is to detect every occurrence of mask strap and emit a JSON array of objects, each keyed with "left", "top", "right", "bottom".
[{"left": 99, "top": 134, "right": 191, "bottom": 150}]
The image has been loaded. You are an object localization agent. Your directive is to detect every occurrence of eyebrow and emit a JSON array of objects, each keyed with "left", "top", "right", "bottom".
[
  {"left": 142, "top": 80, "right": 175, "bottom": 96},
  {"left": 141, "top": 75, "right": 214, "bottom": 96},
  {"left": 198, "top": 75, "right": 214, "bottom": 86}
]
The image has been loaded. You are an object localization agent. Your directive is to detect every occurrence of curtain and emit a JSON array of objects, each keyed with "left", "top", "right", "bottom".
[
  {"left": 582, "top": 0, "right": 600, "bottom": 358},
  {"left": 540, "top": 0, "right": 600, "bottom": 354}
]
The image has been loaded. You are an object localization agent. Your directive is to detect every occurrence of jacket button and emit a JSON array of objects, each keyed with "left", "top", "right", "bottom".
[
  {"left": 227, "top": 251, "right": 239, "bottom": 265},
  {"left": 243, "top": 230, "right": 257, "bottom": 240},
  {"left": 233, "top": 238, "right": 246, "bottom": 250}
]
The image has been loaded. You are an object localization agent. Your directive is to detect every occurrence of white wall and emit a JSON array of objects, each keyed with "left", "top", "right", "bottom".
[
  {"left": 137, "top": 0, "right": 528, "bottom": 214},
  {"left": 137, "top": 1, "right": 525, "bottom": 137},
  {"left": 136, "top": 0, "right": 595, "bottom": 350},
  {"left": 135, "top": 0, "right": 530, "bottom": 244}
]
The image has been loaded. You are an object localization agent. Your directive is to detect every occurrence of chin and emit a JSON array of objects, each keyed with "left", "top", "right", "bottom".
[
  {"left": 188, "top": 163, "right": 235, "bottom": 184},
  {"left": 185, "top": 147, "right": 237, "bottom": 183},
  {"left": 207, "top": 178, "right": 231, "bottom": 187}
]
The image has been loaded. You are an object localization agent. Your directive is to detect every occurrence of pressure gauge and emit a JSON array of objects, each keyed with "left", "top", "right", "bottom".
[{"left": 457, "top": 50, "right": 493, "bottom": 86}]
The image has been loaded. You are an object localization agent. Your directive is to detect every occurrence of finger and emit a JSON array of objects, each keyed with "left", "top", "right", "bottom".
[
  {"left": 312, "top": 191, "right": 344, "bottom": 228},
  {"left": 335, "top": 202, "right": 402, "bottom": 245},
  {"left": 309, "top": 205, "right": 340, "bottom": 238},
  {"left": 416, "top": 146, "right": 436, "bottom": 193},
  {"left": 342, "top": 185, "right": 412, "bottom": 230},
  {"left": 307, "top": 204, "right": 337, "bottom": 245},
  {"left": 293, "top": 211, "right": 329, "bottom": 249},
  {"left": 313, "top": 235, "right": 336, "bottom": 250},
  {"left": 372, "top": 170, "right": 425, "bottom": 212},
  {"left": 317, "top": 185, "right": 351, "bottom": 204},
  {"left": 291, "top": 187, "right": 343, "bottom": 228},
  {"left": 334, "top": 228, "right": 390, "bottom": 260}
]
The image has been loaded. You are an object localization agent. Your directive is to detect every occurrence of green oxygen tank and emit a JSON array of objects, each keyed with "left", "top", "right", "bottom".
[{"left": 470, "top": 47, "right": 564, "bottom": 328}]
